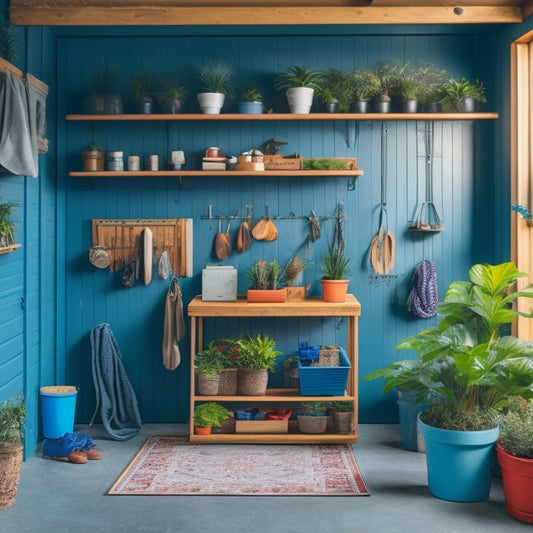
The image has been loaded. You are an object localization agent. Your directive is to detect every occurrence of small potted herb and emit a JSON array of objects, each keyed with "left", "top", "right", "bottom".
[
  {"left": 247, "top": 259, "right": 287, "bottom": 303},
  {"left": 496, "top": 399, "right": 533, "bottom": 523},
  {"left": 157, "top": 75, "right": 187, "bottom": 114},
  {"left": 372, "top": 61, "right": 400, "bottom": 113},
  {"left": 127, "top": 71, "right": 158, "bottom": 114},
  {"left": 348, "top": 67, "right": 381, "bottom": 113},
  {"left": 0, "top": 395, "right": 25, "bottom": 508},
  {"left": 441, "top": 77, "right": 486, "bottom": 112},
  {"left": 0, "top": 199, "right": 18, "bottom": 248},
  {"left": 315, "top": 68, "right": 352, "bottom": 113},
  {"left": 81, "top": 141, "right": 105, "bottom": 172},
  {"left": 320, "top": 245, "right": 351, "bottom": 302},
  {"left": 86, "top": 65, "right": 123, "bottom": 114},
  {"left": 238, "top": 88, "right": 263, "bottom": 114},
  {"left": 193, "top": 402, "right": 231, "bottom": 435},
  {"left": 329, "top": 400, "right": 354, "bottom": 433},
  {"left": 274, "top": 65, "right": 325, "bottom": 114}
]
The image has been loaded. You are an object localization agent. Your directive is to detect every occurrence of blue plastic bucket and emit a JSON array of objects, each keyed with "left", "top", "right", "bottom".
[
  {"left": 419, "top": 413, "right": 498, "bottom": 502},
  {"left": 40, "top": 386, "right": 77, "bottom": 439}
]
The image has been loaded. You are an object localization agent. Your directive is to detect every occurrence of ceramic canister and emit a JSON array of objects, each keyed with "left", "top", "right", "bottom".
[
  {"left": 106, "top": 151, "right": 124, "bottom": 171},
  {"left": 146, "top": 155, "right": 159, "bottom": 171},
  {"left": 127, "top": 156, "right": 140, "bottom": 171}
]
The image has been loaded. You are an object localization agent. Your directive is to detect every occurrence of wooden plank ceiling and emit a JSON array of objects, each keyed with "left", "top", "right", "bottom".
[{"left": 9, "top": 0, "right": 533, "bottom": 26}]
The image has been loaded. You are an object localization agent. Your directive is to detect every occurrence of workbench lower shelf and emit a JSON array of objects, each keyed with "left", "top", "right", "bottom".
[{"left": 190, "top": 432, "right": 358, "bottom": 444}]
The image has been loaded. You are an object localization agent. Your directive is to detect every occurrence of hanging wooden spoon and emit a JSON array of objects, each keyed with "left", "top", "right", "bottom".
[{"left": 237, "top": 221, "right": 251, "bottom": 253}]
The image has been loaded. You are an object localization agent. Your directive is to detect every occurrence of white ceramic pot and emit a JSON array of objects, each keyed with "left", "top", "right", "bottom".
[
  {"left": 286, "top": 87, "right": 314, "bottom": 114},
  {"left": 197, "top": 92, "right": 225, "bottom": 114}
]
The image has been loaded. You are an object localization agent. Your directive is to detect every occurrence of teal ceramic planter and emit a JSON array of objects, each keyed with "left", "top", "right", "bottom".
[
  {"left": 238, "top": 101, "right": 263, "bottom": 114},
  {"left": 419, "top": 414, "right": 498, "bottom": 502}
]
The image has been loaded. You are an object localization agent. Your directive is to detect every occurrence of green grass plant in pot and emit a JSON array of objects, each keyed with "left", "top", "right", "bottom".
[
  {"left": 441, "top": 77, "right": 486, "bottom": 112},
  {"left": 0, "top": 395, "right": 25, "bottom": 509},
  {"left": 496, "top": 399, "right": 533, "bottom": 523},
  {"left": 247, "top": 259, "right": 287, "bottom": 302},
  {"left": 373, "top": 262, "right": 533, "bottom": 502},
  {"left": 193, "top": 402, "right": 231, "bottom": 435},
  {"left": 157, "top": 75, "right": 187, "bottom": 114},
  {"left": 274, "top": 65, "right": 325, "bottom": 114},
  {"left": 236, "top": 334, "right": 282, "bottom": 395},
  {"left": 348, "top": 67, "right": 381, "bottom": 113},
  {"left": 197, "top": 62, "right": 233, "bottom": 114},
  {"left": 127, "top": 71, "right": 158, "bottom": 114},
  {"left": 320, "top": 245, "right": 350, "bottom": 302}
]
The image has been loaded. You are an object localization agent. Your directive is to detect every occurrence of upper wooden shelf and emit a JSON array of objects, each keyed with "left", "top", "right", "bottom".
[
  {"left": 68, "top": 170, "right": 363, "bottom": 178},
  {"left": 66, "top": 112, "right": 499, "bottom": 122},
  {"left": 188, "top": 294, "right": 362, "bottom": 318}
]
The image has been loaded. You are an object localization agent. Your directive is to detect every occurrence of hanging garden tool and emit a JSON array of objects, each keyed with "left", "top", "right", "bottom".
[
  {"left": 409, "top": 121, "right": 444, "bottom": 232},
  {"left": 370, "top": 123, "right": 395, "bottom": 275},
  {"left": 252, "top": 205, "right": 278, "bottom": 242},
  {"left": 334, "top": 200, "right": 345, "bottom": 253},
  {"left": 308, "top": 210, "right": 321, "bottom": 243},
  {"left": 214, "top": 218, "right": 232, "bottom": 260},
  {"left": 236, "top": 206, "right": 252, "bottom": 253}
]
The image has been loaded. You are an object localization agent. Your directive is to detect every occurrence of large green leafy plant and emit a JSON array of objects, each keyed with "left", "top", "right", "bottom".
[{"left": 366, "top": 263, "right": 533, "bottom": 431}]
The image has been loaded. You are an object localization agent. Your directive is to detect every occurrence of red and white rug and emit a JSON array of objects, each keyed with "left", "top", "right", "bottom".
[{"left": 108, "top": 435, "right": 370, "bottom": 496}]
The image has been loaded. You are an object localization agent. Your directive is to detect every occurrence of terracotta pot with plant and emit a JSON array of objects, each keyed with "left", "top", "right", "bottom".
[
  {"left": 274, "top": 65, "right": 325, "bottom": 114},
  {"left": 320, "top": 245, "right": 350, "bottom": 302},
  {"left": 193, "top": 402, "right": 231, "bottom": 435},
  {"left": 236, "top": 334, "right": 281, "bottom": 395},
  {"left": 366, "top": 262, "right": 533, "bottom": 502},
  {"left": 0, "top": 395, "right": 25, "bottom": 509},
  {"left": 247, "top": 259, "right": 287, "bottom": 303},
  {"left": 197, "top": 62, "right": 233, "bottom": 115},
  {"left": 496, "top": 399, "right": 533, "bottom": 524}
]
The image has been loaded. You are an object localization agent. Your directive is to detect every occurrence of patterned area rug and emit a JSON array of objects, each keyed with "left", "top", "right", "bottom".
[{"left": 108, "top": 435, "right": 370, "bottom": 496}]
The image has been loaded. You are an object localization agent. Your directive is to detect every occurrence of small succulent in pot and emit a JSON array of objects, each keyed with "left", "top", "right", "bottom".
[{"left": 247, "top": 259, "right": 284, "bottom": 290}]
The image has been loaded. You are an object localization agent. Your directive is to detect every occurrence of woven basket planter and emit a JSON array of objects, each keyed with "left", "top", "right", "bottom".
[
  {"left": 238, "top": 369, "right": 268, "bottom": 395},
  {"left": 197, "top": 373, "right": 220, "bottom": 395},
  {"left": 218, "top": 369, "right": 238, "bottom": 395},
  {"left": 297, "top": 415, "right": 328, "bottom": 434},
  {"left": 0, "top": 442, "right": 23, "bottom": 509},
  {"left": 332, "top": 411, "right": 354, "bottom": 433}
]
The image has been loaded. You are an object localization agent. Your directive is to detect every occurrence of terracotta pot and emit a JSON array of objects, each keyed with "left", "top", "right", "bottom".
[
  {"left": 194, "top": 426, "right": 212, "bottom": 435},
  {"left": 247, "top": 288, "right": 287, "bottom": 303},
  {"left": 82, "top": 151, "right": 105, "bottom": 172},
  {"left": 496, "top": 443, "right": 533, "bottom": 524},
  {"left": 320, "top": 279, "right": 349, "bottom": 303}
]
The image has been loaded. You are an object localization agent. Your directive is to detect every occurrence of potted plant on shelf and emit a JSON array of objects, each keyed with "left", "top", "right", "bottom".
[
  {"left": 410, "top": 63, "right": 448, "bottom": 113},
  {"left": 348, "top": 67, "right": 380, "bottom": 113},
  {"left": 274, "top": 65, "right": 325, "bottom": 114},
  {"left": 157, "top": 75, "right": 187, "bottom": 114},
  {"left": 297, "top": 401, "right": 329, "bottom": 434},
  {"left": 371, "top": 61, "right": 400, "bottom": 113},
  {"left": 238, "top": 88, "right": 263, "bottom": 114},
  {"left": 197, "top": 62, "right": 233, "bottom": 115},
  {"left": 81, "top": 141, "right": 105, "bottom": 172},
  {"left": 371, "top": 262, "right": 533, "bottom": 502},
  {"left": 441, "top": 77, "right": 486, "bottom": 112},
  {"left": 236, "top": 334, "right": 282, "bottom": 395},
  {"left": 329, "top": 400, "right": 354, "bottom": 434},
  {"left": 85, "top": 64, "right": 123, "bottom": 115},
  {"left": 496, "top": 398, "right": 533, "bottom": 524},
  {"left": 315, "top": 68, "right": 351, "bottom": 113},
  {"left": 0, "top": 395, "right": 25, "bottom": 509},
  {"left": 193, "top": 402, "right": 231, "bottom": 435},
  {"left": 320, "top": 245, "right": 350, "bottom": 302},
  {"left": 0, "top": 199, "right": 18, "bottom": 248},
  {"left": 127, "top": 71, "right": 158, "bottom": 114},
  {"left": 247, "top": 259, "right": 287, "bottom": 303}
]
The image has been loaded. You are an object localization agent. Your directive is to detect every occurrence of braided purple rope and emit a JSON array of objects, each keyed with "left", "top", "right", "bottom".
[{"left": 407, "top": 260, "right": 438, "bottom": 318}]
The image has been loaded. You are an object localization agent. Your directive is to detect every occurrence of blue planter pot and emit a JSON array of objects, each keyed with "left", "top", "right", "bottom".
[
  {"left": 238, "top": 101, "right": 263, "bottom": 114},
  {"left": 419, "top": 414, "right": 498, "bottom": 502}
]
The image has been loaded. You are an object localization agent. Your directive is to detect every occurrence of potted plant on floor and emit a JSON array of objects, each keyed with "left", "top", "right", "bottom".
[
  {"left": 274, "top": 65, "right": 325, "bottom": 114},
  {"left": 441, "top": 77, "right": 486, "bottom": 112},
  {"left": 81, "top": 141, "right": 105, "bottom": 171},
  {"left": 193, "top": 402, "right": 231, "bottom": 435},
  {"left": 247, "top": 259, "right": 287, "bottom": 303},
  {"left": 238, "top": 87, "right": 263, "bottom": 114},
  {"left": 236, "top": 334, "right": 282, "bottom": 395},
  {"left": 0, "top": 395, "right": 25, "bottom": 509},
  {"left": 197, "top": 62, "right": 233, "bottom": 114},
  {"left": 0, "top": 199, "right": 18, "bottom": 248},
  {"left": 127, "top": 71, "right": 158, "bottom": 114},
  {"left": 377, "top": 262, "right": 533, "bottom": 502},
  {"left": 496, "top": 398, "right": 533, "bottom": 523},
  {"left": 320, "top": 245, "right": 350, "bottom": 302}
]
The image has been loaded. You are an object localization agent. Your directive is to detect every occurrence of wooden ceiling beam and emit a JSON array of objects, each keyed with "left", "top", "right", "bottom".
[
  {"left": 522, "top": 0, "right": 533, "bottom": 19},
  {"left": 9, "top": 4, "right": 524, "bottom": 26}
]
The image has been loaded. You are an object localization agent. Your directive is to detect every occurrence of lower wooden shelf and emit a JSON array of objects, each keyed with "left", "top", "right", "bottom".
[{"left": 190, "top": 432, "right": 358, "bottom": 444}]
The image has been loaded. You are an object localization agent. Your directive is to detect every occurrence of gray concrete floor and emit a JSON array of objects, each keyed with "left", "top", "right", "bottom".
[{"left": 1, "top": 424, "right": 531, "bottom": 533}]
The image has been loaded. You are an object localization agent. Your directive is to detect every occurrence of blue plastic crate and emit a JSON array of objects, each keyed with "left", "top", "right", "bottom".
[{"left": 298, "top": 347, "right": 350, "bottom": 396}]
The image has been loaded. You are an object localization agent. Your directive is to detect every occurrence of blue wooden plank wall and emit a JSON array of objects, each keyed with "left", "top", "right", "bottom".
[{"left": 55, "top": 28, "right": 498, "bottom": 425}]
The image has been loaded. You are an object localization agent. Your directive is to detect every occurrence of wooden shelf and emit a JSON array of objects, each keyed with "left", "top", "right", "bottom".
[
  {"left": 66, "top": 112, "right": 499, "bottom": 122},
  {"left": 188, "top": 294, "right": 360, "bottom": 444},
  {"left": 0, "top": 243, "right": 21, "bottom": 255},
  {"left": 68, "top": 170, "right": 363, "bottom": 178}
]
